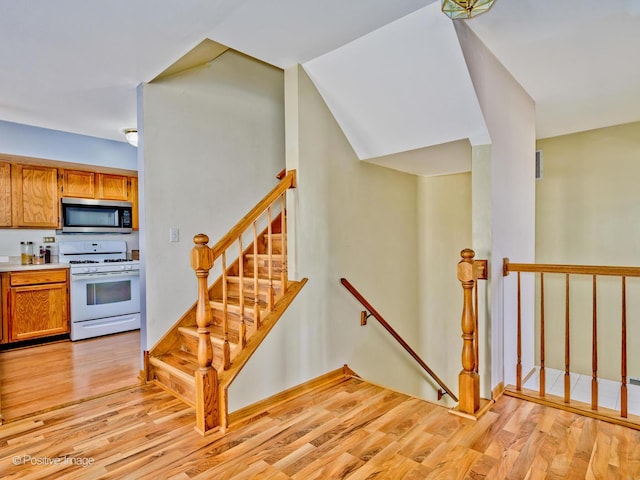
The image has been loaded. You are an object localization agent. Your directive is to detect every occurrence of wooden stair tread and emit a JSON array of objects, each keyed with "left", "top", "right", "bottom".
[
  {"left": 150, "top": 353, "right": 197, "bottom": 382},
  {"left": 179, "top": 325, "right": 239, "bottom": 345},
  {"left": 225, "top": 276, "right": 282, "bottom": 286},
  {"left": 210, "top": 299, "right": 267, "bottom": 313},
  {"left": 245, "top": 253, "right": 284, "bottom": 259}
]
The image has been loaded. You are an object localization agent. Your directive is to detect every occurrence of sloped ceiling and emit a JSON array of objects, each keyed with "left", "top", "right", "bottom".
[
  {"left": 0, "top": 0, "right": 638, "bottom": 170},
  {"left": 303, "top": 2, "right": 488, "bottom": 161}
]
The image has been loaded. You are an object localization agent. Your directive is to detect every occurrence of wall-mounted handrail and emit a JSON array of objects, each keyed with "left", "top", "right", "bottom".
[{"left": 340, "top": 278, "right": 458, "bottom": 402}]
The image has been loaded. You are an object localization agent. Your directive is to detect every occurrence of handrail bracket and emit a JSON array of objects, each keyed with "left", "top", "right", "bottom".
[{"left": 360, "top": 310, "right": 372, "bottom": 326}]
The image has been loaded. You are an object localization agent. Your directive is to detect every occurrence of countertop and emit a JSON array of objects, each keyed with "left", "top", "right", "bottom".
[{"left": 0, "top": 258, "right": 68, "bottom": 273}]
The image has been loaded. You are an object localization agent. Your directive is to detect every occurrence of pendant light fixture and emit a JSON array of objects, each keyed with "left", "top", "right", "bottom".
[{"left": 441, "top": 0, "right": 496, "bottom": 19}]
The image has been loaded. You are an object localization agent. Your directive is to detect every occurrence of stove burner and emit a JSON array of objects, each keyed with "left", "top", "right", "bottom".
[
  {"left": 104, "top": 259, "right": 130, "bottom": 263},
  {"left": 69, "top": 260, "right": 100, "bottom": 264}
]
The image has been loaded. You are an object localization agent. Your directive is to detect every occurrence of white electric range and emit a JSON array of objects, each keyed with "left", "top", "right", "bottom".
[{"left": 59, "top": 240, "right": 140, "bottom": 341}]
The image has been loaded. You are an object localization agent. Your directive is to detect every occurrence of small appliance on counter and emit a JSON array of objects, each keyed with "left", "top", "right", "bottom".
[{"left": 59, "top": 240, "right": 140, "bottom": 341}]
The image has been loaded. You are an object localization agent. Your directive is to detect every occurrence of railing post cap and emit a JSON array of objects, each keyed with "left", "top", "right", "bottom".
[
  {"left": 194, "top": 233, "right": 209, "bottom": 245},
  {"left": 460, "top": 249, "right": 475, "bottom": 261}
]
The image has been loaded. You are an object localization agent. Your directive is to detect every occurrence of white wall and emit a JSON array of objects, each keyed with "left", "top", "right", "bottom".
[
  {"left": 417, "top": 172, "right": 472, "bottom": 405},
  {"left": 140, "top": 51, "right": 285, "bottom": 349},
  {"left": 455, "top": 23, "right": 536, "bottom": 392},
  {"left": 229, "top": 65, "right": 422, "bottom": 410}
]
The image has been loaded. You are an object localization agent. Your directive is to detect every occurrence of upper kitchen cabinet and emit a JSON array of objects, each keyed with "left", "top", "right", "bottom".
[
  {"left": 11, "top": 164, "right": 59, "bottom": 228},
  {"left": 97, "top": 173, "right": 129, "bottom": 201},
  {"left": 129, "top": 176, "right": 139, "bottom": 230},
  {"left": 61, "top": 169, "right": 96, "bottom": 198},
  {"left": 0, "top": 162, "right": 11, "bottom": 226}
]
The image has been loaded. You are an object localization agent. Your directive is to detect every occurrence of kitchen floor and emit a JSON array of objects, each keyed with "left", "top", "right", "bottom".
[{"left": 0, "top": 330, "right": 141, "bottom": 422}]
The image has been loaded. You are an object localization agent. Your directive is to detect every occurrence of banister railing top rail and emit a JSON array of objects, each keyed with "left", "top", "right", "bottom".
[
  {"left": 211, "top": 170, "right": 296, "bottom": 259},
  {"left": 504, "top": 259, "right": 640, "bottom": 277},
  {"left": 340, "top": 278, "right": 458, "bottom": 402}
]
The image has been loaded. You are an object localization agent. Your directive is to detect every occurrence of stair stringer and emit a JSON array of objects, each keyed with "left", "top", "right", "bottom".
[{"left": 217, "top": 277, "right": 308, "bottom": 430}]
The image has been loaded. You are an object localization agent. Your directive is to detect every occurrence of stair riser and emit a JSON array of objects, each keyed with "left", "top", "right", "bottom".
[
  {"left": 178, "top": 331, "right": 226, "bottom": 370},
  {"left": 211, "top": 306, "right": 258, "bottom": 331},
  {"left": 259, "top": 236, "right": 283, "bottom": 254},
  {"left": 244, "top": 258, "right": 284, "bottom": 277},
  {"left": 224, "top": 282, "right": 281, "bottom": 305},
  {"left": 150, "top": 365, "right": 196, "bottom": 405}
]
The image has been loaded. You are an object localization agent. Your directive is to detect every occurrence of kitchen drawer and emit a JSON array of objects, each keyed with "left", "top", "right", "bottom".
[{"left": 10, "top": 269, "right": 68, "bottom": 286}]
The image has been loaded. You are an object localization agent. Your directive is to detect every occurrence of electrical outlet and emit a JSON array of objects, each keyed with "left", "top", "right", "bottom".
[
  {"left": 43, "top": 236, "right": 55, "bottom": 243},
  {"left": 169, "top": 227, "right": 179, "bottom": 243}
]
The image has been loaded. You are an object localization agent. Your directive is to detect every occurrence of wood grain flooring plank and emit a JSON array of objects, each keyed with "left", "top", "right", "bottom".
[{"left": 2, "top": 376, "right": 640, "bottom": 479}]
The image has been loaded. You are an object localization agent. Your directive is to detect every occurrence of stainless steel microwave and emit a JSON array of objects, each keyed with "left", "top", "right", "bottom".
[{"left": 61, "top": 198, "right": 133, "bottom": 233}]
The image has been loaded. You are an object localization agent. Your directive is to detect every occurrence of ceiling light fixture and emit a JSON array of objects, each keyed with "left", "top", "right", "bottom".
[
  {"left": 441, "top": 0, "right": 496, "bottom": 19},
  {"left": 123, "top": 128, "right": 138, "bottom": 147}
]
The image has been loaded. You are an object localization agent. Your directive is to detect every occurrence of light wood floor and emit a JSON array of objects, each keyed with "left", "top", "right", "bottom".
[
  {"left": 0, "top": 375, "right": 638, "bottom": 479},
  {"left": 0, "top": 331, "right": 141, "bottom": 421}
]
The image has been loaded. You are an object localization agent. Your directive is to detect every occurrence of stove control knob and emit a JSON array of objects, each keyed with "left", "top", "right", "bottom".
[
  {"left": 125, "top": 265, "right": 133, "bottom": 270},
  {"left": 90, "top": 267, "right": 98, "bottom": 273},
  {"left": 120, "top": 265, "right": 126, "bottom": 271},
  {"left": 80, "top": 267, "right": 89, "bottom": 274}
]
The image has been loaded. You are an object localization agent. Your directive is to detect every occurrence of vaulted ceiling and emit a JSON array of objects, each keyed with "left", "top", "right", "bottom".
[{"left": 0, "top": 0, "right": 638, "bottom": 165}]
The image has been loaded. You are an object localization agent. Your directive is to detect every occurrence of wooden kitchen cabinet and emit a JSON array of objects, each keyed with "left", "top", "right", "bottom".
[
  {"left": 0, "top": 162, "right": 11, "bottom": 227},
  {"left": 11, "top": 164, "right": 59, "bottom": 228},
  {"left": 129, "top": 176, "right": 138, "bottom": 230},
  {"left": 3, "top": 269, "right": 69, "bottom": 342},
  {"left": 61, "top": 169, "right": 96, "bottom": 198},
  {"left": 97, "top": 173, "right": 129, "bottom": 201}
]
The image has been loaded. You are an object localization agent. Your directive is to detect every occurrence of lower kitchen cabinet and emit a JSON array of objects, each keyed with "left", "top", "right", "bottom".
[{"left": 1, "top": 268, "right": 70, "bottom": 343}]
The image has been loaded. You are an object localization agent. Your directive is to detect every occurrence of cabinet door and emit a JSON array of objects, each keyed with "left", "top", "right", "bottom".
[
  {"left": 62, "top": 169, "right": 96, "bottom": 198},
  {"left": 9, "top": 282, "right": 69, "bottom": 341},
  {"left": 129, "top": 176, "right": 139, "bottom": 230},
  {"left": 97, "top": 173, "right": 129, "bottom": 201},
  {"left": 11, "top": 164, "right": 59, "bottom": 228},
  {"left": 0, "top": 162, "right": 11, "bottom": 226}
]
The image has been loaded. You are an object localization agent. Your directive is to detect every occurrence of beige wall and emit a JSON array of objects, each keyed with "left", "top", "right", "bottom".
[
  {"left": 536, "top": 121, "right": 640, "bottom": 380},
  {"left": 229, "top": 65, "right": 424, "bottom": 409},
  {"left": 139, "top": 51, "right": 285, "bottom": 349},
  {"left": 418, "top": 172, "right": 472, "bottom": 405}
]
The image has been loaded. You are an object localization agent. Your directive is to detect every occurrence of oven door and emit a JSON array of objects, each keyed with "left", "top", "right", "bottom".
[{"left": 70, "top": 271, "right": 140, "bottom": 322}]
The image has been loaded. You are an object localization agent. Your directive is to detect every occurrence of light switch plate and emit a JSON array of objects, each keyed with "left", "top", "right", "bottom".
[{"left": 169, "top": 227, "right": 179, "bottom": 242}]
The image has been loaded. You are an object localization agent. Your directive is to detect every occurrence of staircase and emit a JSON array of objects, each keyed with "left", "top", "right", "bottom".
[{"left": 145, "top": 170, "right": 307, "bottom": 435}]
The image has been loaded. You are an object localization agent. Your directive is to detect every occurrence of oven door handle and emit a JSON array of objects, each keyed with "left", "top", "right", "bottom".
[{"left": 70, "top": 271, "right": 140, "bottom": 281}]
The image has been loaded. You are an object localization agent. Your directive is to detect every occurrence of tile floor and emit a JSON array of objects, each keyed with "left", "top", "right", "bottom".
[{"left": 523, "top": 366, "right": 640, "bottom": 415}]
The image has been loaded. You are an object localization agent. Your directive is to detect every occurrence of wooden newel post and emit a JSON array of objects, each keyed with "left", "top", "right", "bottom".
[
  {"left": 191, "top": 234, "right": 219, "bottom": 434},
  {"left": 458, "top": 248, "right": 480, "bottom": 415}
]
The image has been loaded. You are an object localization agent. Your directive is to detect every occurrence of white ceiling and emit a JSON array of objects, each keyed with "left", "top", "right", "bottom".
[{"left": 0, "top": 0, "right": 638, "bottom": 162}]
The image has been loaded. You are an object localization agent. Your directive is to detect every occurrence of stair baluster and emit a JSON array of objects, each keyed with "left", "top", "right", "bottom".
[
  {"left": 267, "top": 206, "right": 275, "bottom": 310},
  {"left": 221, "top": 252, "right": 231, "bottom": 370},
  {"left": 253, "top": 221, "right": 261, "bottom": 329},
  {"left": 191, "top": 234, "right": 219, "bottom": 434},
  {"left": 238, "top": 237, "right": 247, "bottom": 348},
  {"left": 280, "top": 194, "right": 288, "bottom": 292}
]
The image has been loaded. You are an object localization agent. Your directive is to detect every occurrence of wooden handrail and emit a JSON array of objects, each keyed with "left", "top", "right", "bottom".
[
  {"left": 504, "top": 259, "right": 640, "bottom": 277},
  {"left": 211, "top": 170, "right": 296, "bottom": 258},
  {"left": 340, "top": 278, "right": 458, "bottom": 402}
]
